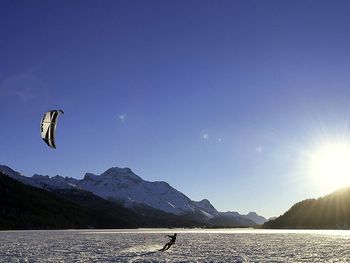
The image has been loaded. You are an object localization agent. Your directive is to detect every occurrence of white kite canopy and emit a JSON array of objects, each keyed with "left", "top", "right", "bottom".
[{"left": 40, "top": 110, "right": 64, "bottom": 149}]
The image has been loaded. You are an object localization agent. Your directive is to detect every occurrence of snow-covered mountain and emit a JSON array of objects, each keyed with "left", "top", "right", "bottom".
[
  {"left": 244, "top": 212, "right": 267, "bottom": 225},
  {"left": 221, "top": 211, "right": 267, "bottom": 225},
  {"left": 0, "top": 165, "right": 266, "bottom": 224},
  {"left": 0, "top": 165, "right": 77, "bottom": 190},
  {"left": 76, "top": 167, "right": 214, "bottom": 216},
  {"left": 192, "top": 199, "right": 220, "bottom": 218},
  {"left": 0, "top": 165, "right": 217, "bottom": 217}
]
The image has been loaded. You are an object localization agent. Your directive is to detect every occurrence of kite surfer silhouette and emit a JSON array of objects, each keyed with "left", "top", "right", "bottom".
[{"left": 159, "top": 233, "right": 177, "bottom": 251}]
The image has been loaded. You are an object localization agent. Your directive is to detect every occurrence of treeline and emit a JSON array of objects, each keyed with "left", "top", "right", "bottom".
[{"left": 264, "top": 187, "right": 350, "bottom": 229}]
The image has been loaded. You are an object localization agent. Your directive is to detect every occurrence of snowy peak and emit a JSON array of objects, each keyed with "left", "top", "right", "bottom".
[
  {"left": 101, "top": 167, "right": 140, "bottom": 180},
  {"left": 102, "top": 167, "right": 133, "bottom": 176},
  {"left": 80, "top": 168, "right": 143, "bottom": 195},
  {"left": 193, "top": 199, "right": 219, "bottom": 218},
  {"left": 0, "top": 165, "right": 22, "bottom": 178},
  {"left": 84, "top": 167, "right": 142, "bottom": 183}
]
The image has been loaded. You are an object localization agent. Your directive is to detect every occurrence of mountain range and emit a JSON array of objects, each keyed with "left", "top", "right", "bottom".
[
  {"left": 0, "top": 171, "right": 209, "bottom": 230},
  {"left": 0, "top": 165, "right": 267, "bottom": 229}
]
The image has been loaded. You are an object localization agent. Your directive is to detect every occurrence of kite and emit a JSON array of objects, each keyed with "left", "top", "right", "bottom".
[{"left": 40, "top": 110, "right": 64, "bottom": 149}]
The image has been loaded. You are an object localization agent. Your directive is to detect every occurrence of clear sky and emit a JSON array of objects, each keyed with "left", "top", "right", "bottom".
[{"left": 1, "top": 0, "right": 350, "bottom": 218}]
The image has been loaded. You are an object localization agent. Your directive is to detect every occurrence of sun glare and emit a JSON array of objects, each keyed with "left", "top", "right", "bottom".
[{"left": 308, "top": 141, "right": 350, "bottom": 194}]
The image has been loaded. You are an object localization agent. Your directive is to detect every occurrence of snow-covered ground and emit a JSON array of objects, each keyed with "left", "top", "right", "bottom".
[{"left": 1, "top": 228, "right": 350, "bottom": 262}]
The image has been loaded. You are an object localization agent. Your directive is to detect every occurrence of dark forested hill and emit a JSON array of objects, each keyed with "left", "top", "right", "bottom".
[
  {"left": 0, "top": 172, "right": 140, "bottom": 229},
  {"left": 264, "top": 187, "right": 350, "bottom": 229}
]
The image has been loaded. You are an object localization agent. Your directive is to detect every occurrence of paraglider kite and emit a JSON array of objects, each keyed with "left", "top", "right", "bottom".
[{"left": 40, "top": 110, "right": 64, "bottom": 149}]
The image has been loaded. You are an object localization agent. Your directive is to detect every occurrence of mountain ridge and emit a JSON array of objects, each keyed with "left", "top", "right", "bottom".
[{"left": 0, "top": 164, "right": 266, "bottom": 225}]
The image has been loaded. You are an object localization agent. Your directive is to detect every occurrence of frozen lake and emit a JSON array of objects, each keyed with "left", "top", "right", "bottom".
[{"left": 1, "top": 228, "right": 350, "bottom": 262}]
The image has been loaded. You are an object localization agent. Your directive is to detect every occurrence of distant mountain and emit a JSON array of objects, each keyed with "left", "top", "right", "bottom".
[
  {"left": 209, "top": 214, "right": 257, "bottom": 227},
  {"left": 0, "top": 165, "right": 77, "bottom": 190},
  {"left": 221, "top": 211, "right": 267, "bottom": 225},
  {"left": 0, "top": 165, "right": 265, "bottom": 227},
  {"left": 244, "top": 212, "right": 267, "bottom": 225},
  {"left": 264, "top": 187, "right": 350, "bottom": 229}
]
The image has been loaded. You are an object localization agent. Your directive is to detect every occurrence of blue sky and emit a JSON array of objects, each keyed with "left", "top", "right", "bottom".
[{"left": 1, "top": 1, "right": 350, "bottom": 218}]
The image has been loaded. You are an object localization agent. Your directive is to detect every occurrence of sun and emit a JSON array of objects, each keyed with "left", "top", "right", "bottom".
[{"left": 308, "top": 141, "right": 350, "bottom": 194}]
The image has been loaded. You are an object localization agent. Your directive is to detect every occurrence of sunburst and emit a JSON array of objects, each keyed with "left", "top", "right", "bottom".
[{"left": 308, "top": 141, "right": 350, "bottom": 194}]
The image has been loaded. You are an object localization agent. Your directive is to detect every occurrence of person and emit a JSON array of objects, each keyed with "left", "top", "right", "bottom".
[{"left": 160, "top": 233, "right": 177, "bottom": 251}]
